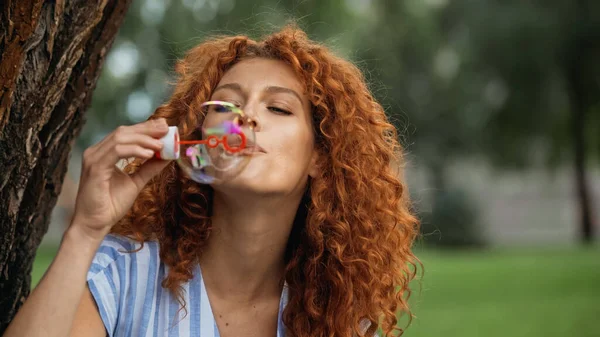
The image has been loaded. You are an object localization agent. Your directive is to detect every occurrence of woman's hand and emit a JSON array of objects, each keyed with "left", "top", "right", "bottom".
[{"left": 70, "top": 118, "right": 171, "bottom": 241}]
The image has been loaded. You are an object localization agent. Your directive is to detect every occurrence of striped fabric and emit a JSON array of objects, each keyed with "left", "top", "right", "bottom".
[{"left": 87, "top": 234, "right": 289, "bottom": 337}]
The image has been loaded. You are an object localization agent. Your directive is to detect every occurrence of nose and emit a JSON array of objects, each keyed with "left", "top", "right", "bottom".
[{"left": 240, "top": 103, "right": 261, "bottom": 132}]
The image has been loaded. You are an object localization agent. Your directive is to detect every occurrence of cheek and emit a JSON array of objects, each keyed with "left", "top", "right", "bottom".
[{"left": 271, "top": 125, "right": 314, "bottom": 164}]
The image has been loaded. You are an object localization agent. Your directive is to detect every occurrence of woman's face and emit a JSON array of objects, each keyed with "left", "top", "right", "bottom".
[{"left": 203, "top": 57, "right": 318, "bottom": 197}]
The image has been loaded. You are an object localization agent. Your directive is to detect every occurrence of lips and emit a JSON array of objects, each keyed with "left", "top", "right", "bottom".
[
  {"left": 227, "top": 138, "right": 266, "bottom": 154},
  {"left": 242, "top": 141, "right": 266, "bottom": 154}
]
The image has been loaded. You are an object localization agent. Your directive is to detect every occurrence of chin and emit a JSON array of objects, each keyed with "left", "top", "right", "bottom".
[
  {"left": 213, "top": 167, "right": 281, "bottom": 195},
  {"left": 214, "top": 180, "right": 283, "bottom": 199},
  {"left": 212, "top": 158, "right": 308, "bottom": 198}
]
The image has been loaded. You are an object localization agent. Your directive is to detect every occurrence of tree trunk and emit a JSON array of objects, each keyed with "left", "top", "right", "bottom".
[
  {"left": 567, "top": 71, "right": 595, "bottom": 245},
  {"left": 564, "top": 0, "right": 597, "bottom": 245},
  {"left": 0, "top": 0, "right": 132, "bottom": 332},
  {"left": 570, "top": 88, "right": 594, "bottom": 244}
]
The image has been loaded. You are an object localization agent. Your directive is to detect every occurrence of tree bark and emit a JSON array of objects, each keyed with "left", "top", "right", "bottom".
[{"left": 0, "top": 0, "right": 132, "bottom": 332}]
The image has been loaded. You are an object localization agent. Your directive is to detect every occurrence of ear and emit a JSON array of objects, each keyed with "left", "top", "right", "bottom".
[{"left": 308, "top": 149, "right": 320, "bottom": 178}]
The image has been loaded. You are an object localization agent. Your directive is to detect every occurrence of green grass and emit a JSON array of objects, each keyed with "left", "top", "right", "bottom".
[
  {"left": 403, "top": 246, "right": 600, "bottom": 337},
  {"left": 32, "top": 245, "right": 600, "bottom": 337},
  {"left": 32, "top": 245, "right": 58, "bottom": 287}
]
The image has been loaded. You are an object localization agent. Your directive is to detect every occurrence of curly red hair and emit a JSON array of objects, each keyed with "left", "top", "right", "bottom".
[{"left": 113, "top": 24, "right": 420, "bottom": 337}]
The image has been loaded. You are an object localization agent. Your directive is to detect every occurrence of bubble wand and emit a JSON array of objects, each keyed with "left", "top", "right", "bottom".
[
  {"left": 155, "top": 120, "right": 247, "bottom": 160},
  {"left": 152, "top": 101, "right": 256, "bottom": 184}
]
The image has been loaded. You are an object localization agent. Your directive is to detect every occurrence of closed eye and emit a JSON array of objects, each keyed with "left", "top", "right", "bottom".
[{"left": 268, "top": 106, "right": 292, "bottom": 115}]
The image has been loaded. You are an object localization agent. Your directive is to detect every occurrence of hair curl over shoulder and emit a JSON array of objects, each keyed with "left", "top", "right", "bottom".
[{"left": 114, "top": 24, "right": 420, "bottom": 337}]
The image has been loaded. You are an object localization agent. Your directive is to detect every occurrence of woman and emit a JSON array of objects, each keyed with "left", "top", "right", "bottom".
[{"left": 5, "top": 25, "right": 420, "bottom": 337}]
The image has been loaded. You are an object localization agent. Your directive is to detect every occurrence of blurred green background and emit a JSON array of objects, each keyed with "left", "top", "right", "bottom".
[{"left": 35, "top": 0, "right": 600, "bottom": 336}]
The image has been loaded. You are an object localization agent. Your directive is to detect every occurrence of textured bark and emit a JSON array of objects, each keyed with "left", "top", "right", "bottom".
[{"left": 0, "top": 0, "right": 132, "bottom": 332}]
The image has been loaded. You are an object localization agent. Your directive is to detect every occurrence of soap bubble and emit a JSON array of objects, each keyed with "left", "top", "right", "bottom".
[{"left": 177, "top": 101, "right": 257, "bottom": 184}]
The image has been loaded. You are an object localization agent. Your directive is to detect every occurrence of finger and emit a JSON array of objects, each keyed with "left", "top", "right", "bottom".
[
  {"left": 104, "top": 144, "right": 155, "bottom": 166},
  {"left": 83, "top": 119, "right": 170, "bottom": 174},
  {"left": 127, "top": 117, "right": 170, "bottom": 138},
  {"left": 94, "top": 126, "right": 166, "bottom": 165},
  {"left": 111, "top": 132, "right": 164, "bottom": 152},
  {"left": 81, "top": 137, "right": 113, "bottom": 177},
  {"left": 130, "top": 158, "right": 172, "bottom": 190},
  {"left": 81, "top": 131, "right": 113, "bottom": 167}
]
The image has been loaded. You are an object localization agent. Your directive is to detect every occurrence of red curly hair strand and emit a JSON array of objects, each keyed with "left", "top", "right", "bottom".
[{"left": 113, "top": 24, "right": 420, "bottom": 337}]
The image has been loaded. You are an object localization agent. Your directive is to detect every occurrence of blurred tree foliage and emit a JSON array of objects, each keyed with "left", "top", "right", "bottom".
[
  {"left": 80, "top": 0, "right": 358, "bottom": 147},
  {"left": 82, "top": 0, "right": 599, "bottom": 245},
  {"left": 420, "top": 186, "right": 485, "bottom": 248},
  {"left": 354, "top": 0, "right": 599, "bottom": 245}
]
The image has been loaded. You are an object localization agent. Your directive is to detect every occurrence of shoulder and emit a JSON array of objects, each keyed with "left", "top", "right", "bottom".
[
  {"left": 86, "top": 234, "right": 165, "bottom": 336},
  {"left": 87, "top": 233, "right": 161, "bottom": 281}
]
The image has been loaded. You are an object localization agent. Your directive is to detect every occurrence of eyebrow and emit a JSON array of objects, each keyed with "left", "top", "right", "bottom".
[
  {"left": 213, "top": 83, "right": 245, "bottom": 98},
  {"left": 213, "top": 83, "right": 304, "bottom": 105},
  {"left": 264, "top": 86, "right": 304, "bottom": 105}
]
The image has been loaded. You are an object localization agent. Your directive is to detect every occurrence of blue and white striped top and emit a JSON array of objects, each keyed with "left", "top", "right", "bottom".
[{"left": 86, "top": 234, "right": 289, "bottom": 337}]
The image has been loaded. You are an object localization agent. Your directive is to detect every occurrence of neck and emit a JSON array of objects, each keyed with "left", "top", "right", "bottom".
[{"left": 198, "top": 190, "right": 303, "bottom": 304}]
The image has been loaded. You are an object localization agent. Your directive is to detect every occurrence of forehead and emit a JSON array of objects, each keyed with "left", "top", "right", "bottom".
[{"left": 218, "top": 58, "right": 305, "bottom": 94}]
